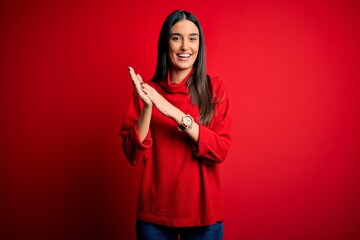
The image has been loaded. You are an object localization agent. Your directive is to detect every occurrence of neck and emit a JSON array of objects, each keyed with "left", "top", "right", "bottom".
[{"left": 169, "top": 68, "right": 192, "bottom": 84}]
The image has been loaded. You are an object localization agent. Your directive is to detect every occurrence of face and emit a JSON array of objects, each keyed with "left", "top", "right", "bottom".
[{"left": 168, "top": 19, "right": 199, "bottom": 74}]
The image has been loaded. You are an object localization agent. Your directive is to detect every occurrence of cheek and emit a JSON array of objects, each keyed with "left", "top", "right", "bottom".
[
  {"left": 168, "top": 47, "right": 175, "bottom": 58},
  {"left": 192, "top": 44, "right": 199, "bottom": 53},
  {"left": 193, "top": 46, "right": 199, "bottom": 56},
  {"left": 169, "top": 46, "right": 178, "bottom": 57},
  {"left": 168, "top": 43, "right": 174, "bottom": 52}
]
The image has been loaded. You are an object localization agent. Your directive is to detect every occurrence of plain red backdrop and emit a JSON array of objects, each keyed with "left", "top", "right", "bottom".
[{"left": 1, "top": 0, "right": 360, "bottom": 239}]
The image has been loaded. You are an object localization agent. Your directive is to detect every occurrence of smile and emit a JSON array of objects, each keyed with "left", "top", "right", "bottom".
[{"left": 176, "top": 53, "right": 192, "bottom": 60}]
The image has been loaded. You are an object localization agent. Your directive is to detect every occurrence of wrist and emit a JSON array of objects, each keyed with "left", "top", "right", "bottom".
[
  {"left": 177, "top": 114, "right": 194, "bottom": 132},
  {"left": 143, "top": 103, "right": 153, "bottom": 110},
  {"left": 169, "top": 107, "right": 184, "bottom": 124}
]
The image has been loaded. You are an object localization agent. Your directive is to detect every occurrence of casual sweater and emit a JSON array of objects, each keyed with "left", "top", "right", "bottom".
[{"left": 119, "top": 72, "right": 232, "bottom": 227}]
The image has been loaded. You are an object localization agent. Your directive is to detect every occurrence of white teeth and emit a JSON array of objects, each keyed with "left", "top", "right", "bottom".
[{"left": 177, "top": 54, "right": 191, "bottom": 57}]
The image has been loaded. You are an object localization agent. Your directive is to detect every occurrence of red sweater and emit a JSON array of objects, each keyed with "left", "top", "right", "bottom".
[{"left": 120, "top": 73, "right": 232, "bottom": 227}]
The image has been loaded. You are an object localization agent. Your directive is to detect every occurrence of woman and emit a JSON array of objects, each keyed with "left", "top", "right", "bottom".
[{"left": 120, "top": 10, "right": 231, "bottom": 240}]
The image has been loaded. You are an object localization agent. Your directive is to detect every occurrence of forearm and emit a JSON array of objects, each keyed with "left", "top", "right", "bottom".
[
  {"left": 138, "top": 106, "right": 152, "bottom": 142},
  {"left": 140, "top": 82, "right": 199, "bottom": 143},
  {"left": 185, "top": 122, "right": 199, "bottom": 143},
  {"left": 168, "top": 107, "right": 199, "bottom": 143}
]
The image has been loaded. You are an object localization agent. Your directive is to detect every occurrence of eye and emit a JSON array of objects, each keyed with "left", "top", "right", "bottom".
[
  {"left": 171, "top": 36, "right": 181, "bottom": 41},
  {"left": 189, "top": 37, "right": 198, "bottom": 42}
]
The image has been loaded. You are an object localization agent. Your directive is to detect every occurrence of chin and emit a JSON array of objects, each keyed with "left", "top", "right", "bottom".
[
  {"left": 175, "top": 62, "right": 194, "bottom": 70},
  {"left": 174, "top": 66, "right": 192, "bottom": 72}
]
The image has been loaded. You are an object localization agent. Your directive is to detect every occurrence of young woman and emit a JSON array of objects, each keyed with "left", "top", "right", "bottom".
[{"left": 120, "top": 10, "right": 232, "bottom": 240}]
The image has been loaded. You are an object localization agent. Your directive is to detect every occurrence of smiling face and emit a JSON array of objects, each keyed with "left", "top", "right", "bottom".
[{"left": 168, "top": 19, "right": 199, "bottom": 75}]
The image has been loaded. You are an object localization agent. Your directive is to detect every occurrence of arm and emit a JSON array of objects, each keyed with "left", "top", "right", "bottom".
[
  {"left": 140, "top": 83, "right": 200, "bottom": 143},
  {"left": 119, "top": 67, "right": 153, "bottom": 165},
  {"left": 128, "top": 67, "right": 153, "bottom": 142},
  {"left": 119, "top": 92, "right": 153, "bottom": 165},
  {"left": 140, "top": 77, "right": 231, "bottom": 165},
  {"left": 192, "top": 79, "right": 232, "bottom": 165}
]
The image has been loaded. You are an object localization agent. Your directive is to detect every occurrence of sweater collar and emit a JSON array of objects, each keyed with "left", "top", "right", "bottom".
[{"left": 159, "top": 69, "right": 193, "bottom": 94}]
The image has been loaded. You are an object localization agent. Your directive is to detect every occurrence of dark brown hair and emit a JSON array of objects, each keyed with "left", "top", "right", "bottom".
[{"left": 152, "top": 10, "right": 214, "bottom": 125}]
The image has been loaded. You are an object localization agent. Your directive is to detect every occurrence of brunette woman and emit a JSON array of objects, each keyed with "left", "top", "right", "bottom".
[{"left": 120, "top": 10, "right": 231, "bottom": 240}]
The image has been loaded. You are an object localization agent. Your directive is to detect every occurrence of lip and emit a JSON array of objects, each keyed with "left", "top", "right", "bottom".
[{"left": 176, "top": 53, "right": 192, "bottom": 61}]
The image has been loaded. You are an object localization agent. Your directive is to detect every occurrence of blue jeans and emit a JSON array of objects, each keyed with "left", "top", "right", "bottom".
[{"left": 136, "top": 220, "right": 224, "bottom": 240}]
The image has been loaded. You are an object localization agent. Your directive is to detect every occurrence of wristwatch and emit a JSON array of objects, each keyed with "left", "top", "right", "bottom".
[{"left": 177, "top": 114, "right": 194, "bottom": 132}]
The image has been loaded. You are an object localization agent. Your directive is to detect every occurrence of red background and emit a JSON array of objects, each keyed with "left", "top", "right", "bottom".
[{"left": 1, "top": 0, "right": 360, "bottom": 239}]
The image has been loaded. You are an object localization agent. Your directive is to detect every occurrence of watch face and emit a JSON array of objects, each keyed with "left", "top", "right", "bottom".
[
  {"left": 178, "top": 115, "right": 193, "bottom": 131},
  {"left": 184, "top": 116, "right": 193, "bottom": 126}
]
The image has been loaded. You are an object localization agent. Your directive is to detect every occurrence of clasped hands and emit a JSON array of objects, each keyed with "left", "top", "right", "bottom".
[{"left": 128, "top": 67, "right": 176, "bottom": 118}]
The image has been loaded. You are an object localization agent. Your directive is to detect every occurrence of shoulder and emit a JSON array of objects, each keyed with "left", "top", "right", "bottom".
[{"left": 209, "top": 76, "right": 229, "bottom": 103}]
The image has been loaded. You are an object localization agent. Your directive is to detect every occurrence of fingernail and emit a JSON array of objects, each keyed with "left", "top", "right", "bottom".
[{"left": 128, "top": 67, "right": 131, "bottom": 71}]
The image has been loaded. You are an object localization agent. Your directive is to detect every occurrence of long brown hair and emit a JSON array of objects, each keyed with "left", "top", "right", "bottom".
[{"left": 152, "top": 10, "right": 214, "bottom": 125}]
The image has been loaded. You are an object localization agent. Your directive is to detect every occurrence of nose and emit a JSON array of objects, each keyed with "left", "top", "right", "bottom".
[{"left": 180, "top": 40, "right": 189, "bottom": 51}]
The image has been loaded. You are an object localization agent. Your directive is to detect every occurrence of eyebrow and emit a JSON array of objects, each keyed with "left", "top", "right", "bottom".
[{"left": 170, "top": 33, "right": 199, "bottom": 37}]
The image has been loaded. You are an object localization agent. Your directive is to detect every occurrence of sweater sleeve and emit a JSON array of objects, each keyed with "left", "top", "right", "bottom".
[
  {"left": 119, "top": 91, "right": 153, "bottom": 166},
  {"left": 193, "top": 78, "right": 232, "bottom": 165}
]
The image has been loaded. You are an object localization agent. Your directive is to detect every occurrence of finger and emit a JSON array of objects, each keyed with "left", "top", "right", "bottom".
[
  {"left": 136, "top": 74, "right": 145, "bottom": 89},
  {"left": 134, "top": 80, "right": 143, "bottom": 92},
  {"left": 128, "top": 66, "right": 138, "bottom": 82},
  {"left": 142, "top": 83, "right": 155, "bottom": 93},
  {"left": 137, "top": 74, "right": 144, "bottom": 84},
  {"left": 128, "top": 66, "right": 135, "bottom": 74},
  {"left": 129, "top": 67, "right": 136, "bottom": 81},
  {"left": 128, "top": 67, "right": 142, "bottom": 88},
  {"left": 142, "top": 88, "right": 154, "bottom": 100}
]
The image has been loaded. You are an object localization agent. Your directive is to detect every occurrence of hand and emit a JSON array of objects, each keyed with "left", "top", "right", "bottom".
[
  {"left": 128, "top": 67, "right": 152, "bottom": 108},
  {"left": 141, "top": 82, "right": 179, "bottom": 119},
  {"left": 142, "top": 81, "right": 198, "bottom": 143}
]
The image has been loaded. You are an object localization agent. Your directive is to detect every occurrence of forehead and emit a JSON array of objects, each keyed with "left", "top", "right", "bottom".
[{"left": 171, "top": 19, "right": 199, "bottom": 34}]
